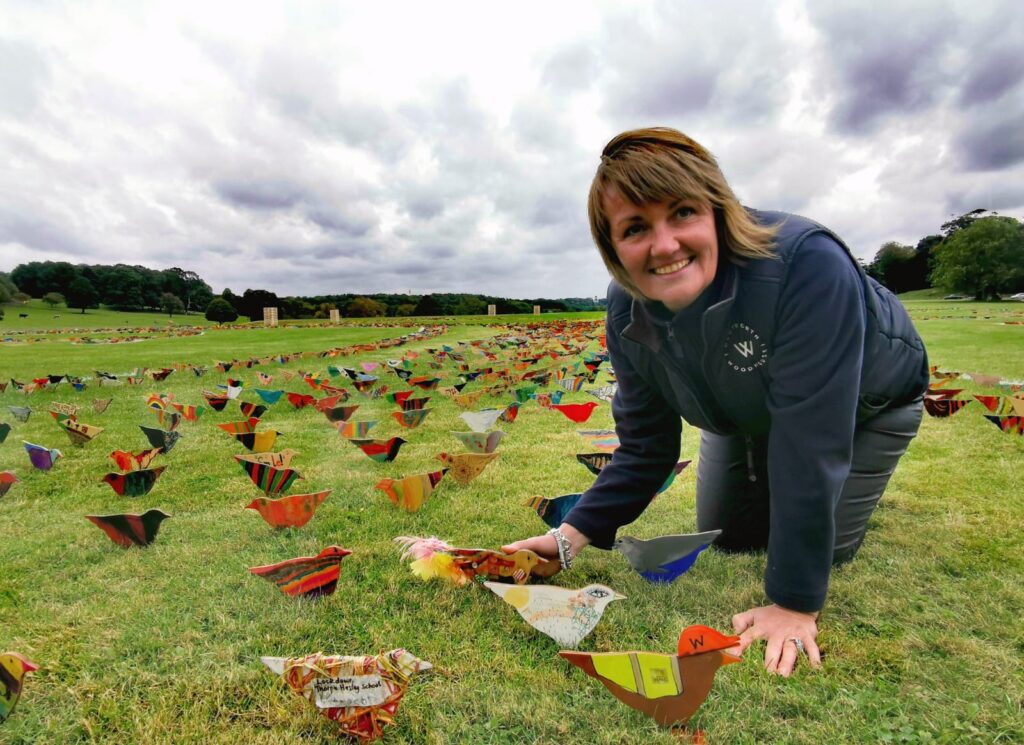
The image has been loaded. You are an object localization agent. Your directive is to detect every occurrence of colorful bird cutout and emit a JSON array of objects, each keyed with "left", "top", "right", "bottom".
[
  {"left": 391, "top": 409, "right": 432, "bottom": 429},
  {"left": 398, "top": 396, "right": 431, "bottom": 411},
  {"left": 577, "top": 429, "right": 619, "bottom": 452},
  {"left": 24, "top": 441, "right": 62, "bottom": 471},
  {"left": 613, "top": 530, "right": 722, "bottom": 583},
  {"left": 0, "top": 652, "right": 39, "bottom": 724},
  {"left": 525, "top": 493, "right": 583, "bottom": 529},
  {"left": 8, "top": 407, "right": 31, "bottom": 423},
  {"left": 460, "top": 409, "right": 504, "bottom": 432},
  {"left": 202, "top": 391, "right": 229, "bottom": 411},
  {"left": 923, "top": 397, "right": 970, "bottom": 417},
  {"left": 261, "top": 649, "right": 431, "bottom": 742},
  {"left": 139, "top": 425, "right": 180, "bottom": 454},
  {"left": 0, "top": 472, "right": 19, "bottom": 499},
  {"left": 249, "top": 545, "right": 351, "bottom": 598},
  {"left": 101, "top": 466, "right": 167, "bottom": 497},
  {"left": 975, "top": 395, "right": 1024, "bottom": 416},
  {"left": 0, "top": 423, "right": 10, "bottom": 445},
  {"left": 550, "top": 401, "right": 599, "bottom": 423},
  {"left": 58, "top": 417, "right": 104, "bottom": 447},
  {"left": 322, "top": 404, "right": 360, "bottom": 423},
  {"left": 435, "top": 452, "right": 499, "bottom": 486},
  {"left": 375, "top": 470, "right": 447, "bottom": 513},
  {"left": 576, "top": 455, "right": 691, "bottom": 495},
  {"left": 347, "top": 437, "right": 407, "bottom": 463},
  {"left": 235, "top": 457, "right": 302, "bottom": 495},
  {"left": 92, "top": 398, "right": 113, "bottom": 414},
  {"left": 338, "top": 420, "right": 379, "bottom": 439},
  {"left": 499, "top": 402, "right": 520, "bottom": 423},
  {"left": 395, "top": 536, "right": 550, "bottom": 586},
  {"left": 560, "top": 625, "right": 741, "bottom": 727},
  {"left": 484, "top": 582, "right": 624, "bottom": 648},
  {"left": 451, "top": 430, "right": 504, "bottom": 454},
  {"left": 217, "top": 417, "right": 261, "bottom": 436},
  {"left": 109, "top": 448, "right": 162, "bottom": 472},
  {"left": 234, "top": 429, "right": 281, "bottom": 453},
  {"left": 238, "top": 401, "right": 268, "bottom": 419},
  {"left": 246, "top": 490, "right": 331, "bottom": 529},
  {"left": 254, "top": 388, "right": 284, "bottom": 405},
  {"left": 86, "top": 509, "right": 171, "bottom": 547},
  {"left": 286, "top": 392, "right": 316, "bottom": 409},
  {"left": 984, "top": 415, "right": 1024, "bottom": 435},
  {"left": 171, "top": 402, "right": 205, "bottom": 422},
  {"left": 236, "top": 449, "right": 299, "bottom": 468}
]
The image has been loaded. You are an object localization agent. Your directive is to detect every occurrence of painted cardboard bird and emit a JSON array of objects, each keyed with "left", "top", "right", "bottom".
[
  {"left": 233, "top": 429, "right": 281, "bottom": 453},
  {"left": 0, "top": 652, "right": 38, "bottom": 724},
  {"left": 0, "top": 472, "right": 19, "bottom": 499},
  {"left": 435, "top": 452, "right": 499, "bottom": 485},
  {"left": 391, "top": 408, "right": 432, "bottom": 429},
  {"left": 8, "top": 407, "right": 31, "bottom": 423},
  {"left": 235, "top": 457, "right": 302, "bottom": 495},
  {"left": 395, "top": 536, "right": 550, "bottom": 586},
  {"left": 58, "top": 417, "right": 104, "bottom": 447},
  {"left": 551, "top": 402, "right": 600, "bottom": 423},
  {"left": 109, "top": 448, "right": 163, "bottom": 472},
  {"left": 260, "top": 649, "right": 431, "bottom": 742},
  {"left": 613, "top": 530, "right": 722, "bottom": 583},
  {"left": 23, "top": 441, "right": 62, "bottom": 471},
  {"left": 238, "top": 401, "right": 267, "bottom": 419},
  {"left": 460, "top": 408, "right": 504, "bottom": 432},
  {"left": 375, "top": 470, "right": 447, "bottom": 512},
  {"left": 202, "top": 391, "right": 229, "bottom": 411},
  {"left": 451, "top": 430, "right": 504, "bottom": 454},
  {"left": 525, "top": 493, "right": 583, "bottom": 529},
  {"left": 323, "top": 404, "right": 360, "bottom": 423},
  {"left": 246, "top": 490, "right": 331, "bottom": 529},
  {"left": 560, "top": 625, "right": 741, "bottom": 727},
  {"left": 139, "top": 425, "right": 180, "bottom": 454},
  {"left": 347, "top": 437, "right": 407, "bottom": 463},
  {"left": 86, "top": 509, "right": 171, "bottom": 547},
  {"left": 0, "top": 422, "right": 10, "bottom": 445},
  {"left": 338, "top": 420, "right": 379, "bottom": 439},
  {"left": 101, "top": 466, "right": 167, "bottom": 497},
  {"left": 249, "top": 545, "right": 352, "bottom": 598},
  {"left": 483, "top": 582, "right": 624, "bottom": 648}
]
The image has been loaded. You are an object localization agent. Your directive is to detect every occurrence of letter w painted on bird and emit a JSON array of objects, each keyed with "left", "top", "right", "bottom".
[
  {"left": 733, "top": 340, "right": 754, "bottom": 358},
  {"left": 688, "top": 634, "right": 705, "bottom": 651}
]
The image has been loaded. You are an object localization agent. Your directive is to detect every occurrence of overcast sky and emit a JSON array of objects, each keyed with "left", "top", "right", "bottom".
[{"left": 1, "top": 0, "right": 1022, "bottom": 299}]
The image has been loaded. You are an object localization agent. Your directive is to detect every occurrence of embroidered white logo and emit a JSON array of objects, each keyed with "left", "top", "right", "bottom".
[{"left": 724, "top": 323, "right": 767, "bottom": 373}]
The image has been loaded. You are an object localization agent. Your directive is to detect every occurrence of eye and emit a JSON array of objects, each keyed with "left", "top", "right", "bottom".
[
  {"left": 587, "top": 588, "right": 610, "bottom": 599},
  {"left": 675, "top": 205, "right": 696, "bottom": 219},
  {"left": 621, "top": 223, "right": 645, "bottom": 239}
]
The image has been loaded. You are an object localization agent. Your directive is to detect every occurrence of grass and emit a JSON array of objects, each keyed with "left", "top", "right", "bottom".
[{"left": 0, "top": 302, "right": 1022, "bottom": 744}]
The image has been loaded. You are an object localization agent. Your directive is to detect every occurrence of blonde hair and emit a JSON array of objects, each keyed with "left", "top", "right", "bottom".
[{"left": 587, "top": 127, "right": 779, "bottom": 298}]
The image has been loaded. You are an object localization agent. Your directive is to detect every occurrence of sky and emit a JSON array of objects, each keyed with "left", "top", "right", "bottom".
[{"left": 1, "top": 0, "right": 1022, "bottom": 299}]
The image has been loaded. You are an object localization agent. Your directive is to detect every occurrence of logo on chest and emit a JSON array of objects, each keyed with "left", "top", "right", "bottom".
[{"left": 723, "top": 322, "right": 767, "bottom": 373}]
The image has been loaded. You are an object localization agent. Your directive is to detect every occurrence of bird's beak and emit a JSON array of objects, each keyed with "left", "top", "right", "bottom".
[
  {"left": 614, "top": 592, "right": 627, "bottom": 600},
  {"left": 22, "top": 659, "right": 39, "bottom": 673},
  {"left": 719, "top": 646, "right": 744, "bottom": 665}
]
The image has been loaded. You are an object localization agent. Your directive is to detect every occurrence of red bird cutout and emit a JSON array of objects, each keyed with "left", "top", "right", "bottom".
[
  {"left": 249, "top": 546, "right": 352, "bottom": 598},
  {"left": 86, "top": 509, "right": 171, "bottom": 547},
  {"left": 101, "top": 466, "right": 167, "bottom": 497},
  {"left": 348, "top": 437, "right": 407, "bottom": 463},
  {"left": 551, "top": 402, "right": 599, "bottom": 423},
  {"left": 246, "top": 490, "right": 331, "bottom": 529},
  {"left": 286, "top": 392, "right": 316, "bottom": 409}
]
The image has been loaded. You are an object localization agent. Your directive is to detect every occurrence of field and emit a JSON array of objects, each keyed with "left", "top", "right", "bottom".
[{"left": 0, "top": 300, "right": 1022, "bottom": 744}]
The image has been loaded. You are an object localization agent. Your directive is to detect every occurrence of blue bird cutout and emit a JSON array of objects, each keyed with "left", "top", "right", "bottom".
[
  {"left": 525, "top": 493, "right": 583, "bottom": 529},
  {"left": 613, "top": 530, "right": 722, "bottom": 583},
  {"left": 254, "top": 389, "right": 284, "bottom": 405}
]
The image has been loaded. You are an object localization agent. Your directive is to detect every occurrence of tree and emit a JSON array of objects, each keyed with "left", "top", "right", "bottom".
[
  {"left": 453, "top": 296, "right": 487, "bottom": 315},
  {"left": 238, "top": 289, "right": 280, "bottom": 322},
  {"left": 0, "top": 271, "right": 17, "bottom": 303},
  {"left": 413, "top": 294, "right": 443, "bottom": 316},
  {"left": 345, "top": 297, "right": 387, "bottom": 317},
  {"left": 161, "top": 292, "right": 186, "bottom": 317},
  {"left": 42, "top": 292, "right": 65, "bottom": 308},
  {"left": 205, "top": 297, "right": 238, "bottom": 323},
  {"left": 313, "top": 302, "right": 337, "bottom": 319},
  {"left": 940, "top": 208, "right": 989, "bottom": 237},
  {"left": 866, "top": 241, "right": 916, "bottom": 293},
  {"left": 66, "top": 277, "right": 99, "bottom": 313},
  {"left": 12, "top": 292, "right": 30, "bottom": 304},
  {"left": 100, "top": 267, "right": 145, "bottom": 310},
  {"left": 394, "top": 303, "right": 417, "bottom": 316},
  {"left": 931, "top": 216, "right": 1024, "bottom": 300}
]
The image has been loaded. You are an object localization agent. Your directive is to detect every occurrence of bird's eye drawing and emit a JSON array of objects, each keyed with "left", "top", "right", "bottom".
[{"left": 587, "top": 588, "right": 610, "bottom": 598}]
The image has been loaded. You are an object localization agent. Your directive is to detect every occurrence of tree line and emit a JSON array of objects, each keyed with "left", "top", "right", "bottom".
[{"left": 865, "top": 210, "right": 1024, "bottom": 300}]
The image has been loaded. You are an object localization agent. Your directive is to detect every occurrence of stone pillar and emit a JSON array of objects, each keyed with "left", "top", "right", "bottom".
[
  {"left": 329, "top": 309, "right": 340, "bottom": 323},
  {"left": 487, "top": 304, "right": 497, "bottom": 316},
  {"left": 533, "top": 305, "right": 541, "bottom": 315},
  {"left": 263, "top": 307, "right": 278, "bottom": 327}
]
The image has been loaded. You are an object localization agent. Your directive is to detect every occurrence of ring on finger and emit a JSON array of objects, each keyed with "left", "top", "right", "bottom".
[{"left": 788, "top": 637, "right": 805, "bottom": 655}]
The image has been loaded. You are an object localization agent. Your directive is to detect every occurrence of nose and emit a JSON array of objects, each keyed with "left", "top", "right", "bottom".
[{"left": 650, "top": 220, "right": 678, "bottom": 257}]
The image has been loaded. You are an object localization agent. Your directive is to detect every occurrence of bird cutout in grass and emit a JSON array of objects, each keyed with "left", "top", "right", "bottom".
[
  {"left": 139, "top": 425, "right": 180, "bottom": 453},
  {"left": 0, "top": 423, "right": 10, "bottom": 445},
  {"left": 375, "top": 470, "right": 447, "bottom": 513},
  {"left": 323, "top": 404, "right": 360, "bottom": 424},
  {"left": 613, "top": 530, "right": 722, "bottom": 583},
  {"left": 513, "top": 385, "right": 539, "bottom": 403},
  {"left": 975, "top": 395, "right": 1024, "bottom": 416},
  {"left": 586, "top": 383, "right": 618, "bottom": 402},
  {"left": 385, "top": 390, "right": 414, "bottom": 407},
  {"left": 347, "top": 437, "right": 407, "bottom": 463},
  {"left": 249, "top": 545, "right": 351, "bottom": 598},
  {"left": 101, "top": 466, "right": 167, "bottom": 497},
  {"left": 338, "top": 420, "right": 379, "bottom": 439},
  {"left": 0, "top": 472, "right": 19, "bottom": 498},
  {"left": 236, "top": 449, "right": 299, "bottom": 468},
  {"left": 925, "top": 386, "right": 963, "bottom": 400},
  {"left": 398, "top": 396, "right": 431, "bottom": 412},
  {"left": 238, "top": 401, "right": 267, "bottom": 419},
  {"left": 451, "top": 390, "right": 484, "bottom": 408},
  {"left": 86, "top": 509, "right": 171, "bottom": 547},
  {"left": 391, "top": 409, "right": 432, "bottom": 429},
  {"left": 217, "top": 417, "right": 262, "bottom": 436},
  {"left": 578, "top": 429, "right": 619, "bottom": 452},
  {"left": 984, "top": 415, "right": 1024, "bottom": 434},
  {"left": 48, "top": 402, "right": 79, "bottom": 419},
  {"left": 435, "top": 452, "right": 499, "bottom": 485},
  {"left": 254, "top": 388, "right": 284, "bottom": 405},
  {"left": 171, "top": 403, "right": 205, "bottom": 422},
  {"left": 246, "top": 490, "right": 330, "bottom": 529},
  {"left": 460, "top": 409, "right": 504, "bottom": 432},
  {"left": 70, "top": 378, "right": 87, "bottom": 392},
  {"left": 8, "top": 407, "right": 31, "bottom": 423},
  {"left": 0, "top": 652, "right": 38, "bottom": 724},
  {"left": 395, "top": 536, "right": 550, "bottom": 586},
  {"left": 483, "top": 582, "right": 624, "bottom": 648},
  {"left": 109, "top": 448, "right": 162, "bottom": 472},
  {"left": 233, "top": 429, "right": 281, "bottom": 453},
  {"left": 408, "top": 376, "right": 441, "bottom": 391},
  {"left": 525, "top": 493, "right": 583, "bottom": 529},
  {"left": 286, "top": 392, "right": 316, "bottom": 409},
  {"left": 23, "top": 441, "right": 62, "bottom": 471},
  {"left": 533, "top": 390, "right": 565, "bottom": 409},
  {"left": 235, "top": 457, "right": 302, "bottom": 495},
  {"left": 923, "top": 397, "right": 970, "bottom": 418},
  {"left": 352, "top": 377, "right": 379, "bottom": 394},
  {"left": 499, "top": 402, "right": 520, "bottom": 423},
  {"left": 550, "top": 402, "right": 600, "bottom": 423},
  {"left": 202, "top": 391, "right": 229, "bottom": 411},
  {"left": 92, "top": 398, "right": 112, "bottom": 414},
  {"left": 576, "top": 455, "right": 692, "bottom": 495},
  {"left": 361, "top": 361, "right": 379, "bottom": 374},
  {"left": 260, "top": 649, "right": 431, "bottom": 742},
  {"left": 150, "top": 368, "right": 174, "bottom": 382},
  {"left": 451, "top": 430, "right": 504, "bottom": 454},
  {"left": 314, "top": 394, "right": 347, "bottom": 412},
  {"left": 156, "top": 409, "right": 182, "bottom": 430},
  {"left": 319, "top": 382, "right": 349, "bottom": 398},
  {"left": 58, "top": 417, "right": 104, "bottom": 447},
  {"left": 560, "top": 625, "right": 741, "bottom": 728},
  {"left": 255, "top": 371, "right": 273, "bottom": 385}
]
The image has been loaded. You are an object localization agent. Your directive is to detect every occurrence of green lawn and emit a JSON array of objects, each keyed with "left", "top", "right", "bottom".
[{"left": 0, "top": 304, "right": 1021, "bottom": 744}]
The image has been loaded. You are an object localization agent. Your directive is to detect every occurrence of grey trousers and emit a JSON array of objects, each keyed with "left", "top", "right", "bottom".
[{"left": 695, "top": 398, "right": 924, "bottom": 564}]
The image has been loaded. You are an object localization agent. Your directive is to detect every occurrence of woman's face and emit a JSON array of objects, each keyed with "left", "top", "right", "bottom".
[{"left": 603, "top": 187, "right": 718, "bottom": 312}]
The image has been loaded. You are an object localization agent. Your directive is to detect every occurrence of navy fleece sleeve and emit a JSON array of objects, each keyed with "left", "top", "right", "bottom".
[
  {"left": 563, "top": 302, "right": 682, "bottom": 549},
  {"left": 764, "top": 234, "right": 864, "bottom": 612}
]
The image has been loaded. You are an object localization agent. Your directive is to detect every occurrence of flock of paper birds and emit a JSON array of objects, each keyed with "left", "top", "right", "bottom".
[
  {"left": 6, "top": 324, "right": 1018, "bottom": 739},
  {"left": 923, "top": 365, "right": 1024, "bottom": 434}
]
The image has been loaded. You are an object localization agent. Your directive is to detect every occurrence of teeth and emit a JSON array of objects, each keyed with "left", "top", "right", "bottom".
[{"left": 652, "top": 258, "right": 691, "bottom": 275}]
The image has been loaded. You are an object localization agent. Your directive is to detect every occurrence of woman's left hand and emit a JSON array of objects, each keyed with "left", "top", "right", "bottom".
[{"left": 732, "top": 604, "right": 822, "bottom": 676}]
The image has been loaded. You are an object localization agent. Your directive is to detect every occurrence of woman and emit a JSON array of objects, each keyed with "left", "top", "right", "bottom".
[{"left": 504, "top": 127, "right": 928, "bottom": 676}]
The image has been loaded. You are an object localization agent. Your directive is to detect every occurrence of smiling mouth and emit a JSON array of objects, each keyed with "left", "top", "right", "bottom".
[{"left": 651, "top": 257, "right": 693, "bottom": 275}]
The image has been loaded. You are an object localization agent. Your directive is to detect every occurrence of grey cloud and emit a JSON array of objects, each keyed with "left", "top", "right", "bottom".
[
  {"left": 541, "top": 45, "right": 598, "bottom": 93},
  {"left": 215, "top": 179, "right": 305, "bottom": 210},
  {"left": 955, "top": 100, "right": 1024, "bottom": 171},
  {"left": 959, "top": 47, "right": 1024, "bottom": 108},
  {"left": 0, "top": 39, "right": 50, "bottom": 117}
]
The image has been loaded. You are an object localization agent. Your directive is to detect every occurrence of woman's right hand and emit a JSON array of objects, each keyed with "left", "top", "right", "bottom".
[{"left": 501, "top": 523, "right": 591, "bottom": 563}]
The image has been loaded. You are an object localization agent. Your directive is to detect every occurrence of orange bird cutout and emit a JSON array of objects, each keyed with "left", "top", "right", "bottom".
[
  {"left": 245, "top": 490, "right": 331, "bottom": 529},
  {"left": 249, "top": 546, "right": 351, "bottom": 598}
]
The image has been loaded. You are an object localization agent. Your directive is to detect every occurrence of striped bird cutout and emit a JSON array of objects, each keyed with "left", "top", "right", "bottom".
[
  {"left": 86, "top": 509, "right": 171, "bottom": 547},
  {"left": 249, "top": 545, "right": 351, "bottom": 598}
]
